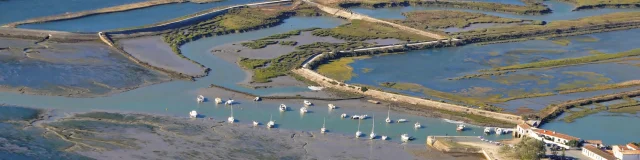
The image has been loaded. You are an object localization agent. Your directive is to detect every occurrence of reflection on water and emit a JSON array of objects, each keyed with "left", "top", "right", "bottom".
[
  {"left": 18, "top": 0, "right": 266, "bottom": 32},
  {"left": 350, "top": 0, "right": 637, "bottom": 21}
]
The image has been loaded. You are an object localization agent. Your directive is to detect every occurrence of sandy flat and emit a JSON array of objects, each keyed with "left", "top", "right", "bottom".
[{"left": 120, "top": 36, "right": 205, "bottom": 76}]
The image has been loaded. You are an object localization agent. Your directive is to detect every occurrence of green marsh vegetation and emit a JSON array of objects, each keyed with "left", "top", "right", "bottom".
[
  {"left": 162, "top": 4, "right": 322, "bottom": 57},
  {"left": 559, "top": 0, "right": 640, "bottom": 10},
  {"left": 241, "top": 40, "right": 278, "bottom": 49},
  {"left": 240, "top": 28, "right": 320, "bottom": 49},
  {"left": 387, "top": 10, "right": 529, "bottom": 30},
  {"left": 551, "top": 38, "right": 571, "bottom": 46},
  {"left": 554, "top": 71, "right": 611, "bottom": 91},
  {"left": 562, "top": 96, "right": 639, "bottom": 123},
  {"left": 279, "top": 41, "right": 298, "bottom": 46},
  {"left": 332, "top": 0, "right": 551, "bottom": 15},
  {"left": 316, "top": 56, "right": 370, "bottom": 82},
  {"left": 454, "top": 12, "right": 640, "bottom": 44},
  {"left": 490, "top": 48, "right": 640, "bottom": 71},
  {"left": 312, "top": 20, "right": 436, "bottom": 42},
  {"left": 239, "top": 42, "right": 375, "bottom": 83}
]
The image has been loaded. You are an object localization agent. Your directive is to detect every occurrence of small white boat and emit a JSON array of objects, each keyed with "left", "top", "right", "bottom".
[
  {"left": 308, "top": 86, "right": 324, "bottom": 91},
  {"left": 214, "top": 97, "right": 222, "bottom": 104},
  {"left": 189, "top": 110, "right": 198, "bottom": 118},
  {"left": 457, "top": 124, "right": 466, "bottom": 131},
  {"left": 267, "top": 115, "right": 275, "bottom": 128},
  {"left": 369, "top": 115, "right": 376, "bottom": 139},
  {"left": 401, "top": 134, "right": 412, "bottom": 142},
  {"left": 341, "top": 113, "right": 348, "bottom": 118},
  {"left": 351, "top": 115, "right": 361, "bottom": 119},
  {"left": 279, "top": 104, "right": 287, "bottom": 112},
  {"left": 381, "top": 135, "right": 388, "bottom": 140},
  {"left": 253, "top": 121, "right": 259, "bottom": 126},
  {"left": 495, "top": 128, "right": 504, "bottom": 135},
  {"left": 328, "top": 104, "right": 336, "bottom": 109},
  {"left": 321, "top": 117, "right": 327, "bottom": 134},
  {"left": 228, "top": 105, "right": 235, "bottom": 123},
  {"left": 484, "top": 127, "right": 492, "bottom": 134},
  {"left": 355, "top": 119, "right": 362, "bottom": 138},
  {"left": 414, "top": 122, "right": 421, "bottom": 129},
  {"left": 196, "top": 95, "right": 205, "bottom": 103},
  {"left": 303, "top": 100, "right": 313, "bottom": 106},
  {"left": 300, "top": 107, "right": 308, "bottom": 113},
  {"left": 385, "top": 106, "right": 392, "bottom": 123},
  {"left": 397, "top": 119, "right": 408, "bottom": 123},
  {"left": 225, "top": 99, "right": 235, "bottom": 105},
  {"left": 360, "top": 114, "right": 369, "bottom": 119},
  {"left": 253, "top": 97, "right": 261, "bottom": 101}
]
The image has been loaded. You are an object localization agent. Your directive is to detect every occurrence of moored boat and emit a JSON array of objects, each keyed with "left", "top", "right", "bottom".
[
  {"left": 189, "top": 110, "right": 198, "bottom": 118},
  {"left": 414, "top": 122, "right": 421, "bottom": 129},
  {"left": 214, "top": 97, "right": 222, "bottom": 104},
  {"left": 484, "top": 127, "right": 492, "bottom": 134},
  {"left": 381, "top": 135, "right": 388, "bottom": 140},
  {"left": 253, "top": 121, "right": 259, "bottom": 126},
  {"left": 341, "top": 113, "right": 348, "bottom": 118},
  {"left": 328, "top": 104, "right": 336, "bottom": 109},
  {"left": 370, "top": 115, "right": 376, "bottom": 139},
  {"left": 228, "top": 105, "right": 235, "bottom": 123},
  {"left": 267, "top": 114, "right": 275, "bottom": 128},
  {"left": 253, "top": 97, "right": 261, "bottom": 101},
  {"left": 321, "top": 117, "right": 327, "bottom": 134},
  {"left": 196, "top": 95, "right": 205, "bottom": 103},
  {"left": 279, "top": 104, "right": 287, "bottom": 112},
  {"left": 457, "top": 124, "right": 466, "bottom": 131},
  {"left": 355, "top": 119, "right": 362, "bottom": 138},
  {"left": 401, "top": 134, "right": 412, "bottom": 142},
  {"left": 385, "top": 106, "right": 392, "bottom": 123},
  {"left": 495, "top": 128, "right": 504, "bottom": 135},
  {"left": 303, "top": 100, "right": 313, "bottom": 106},
  {"left": 397, "top": 119, "right": 408, "bottom": 123},
  {"left": 300, "top": 107, "right": 308, "bottom": 113}
]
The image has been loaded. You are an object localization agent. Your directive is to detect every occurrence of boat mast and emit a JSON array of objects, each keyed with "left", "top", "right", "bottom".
[
  {"left": 372, "top": 115, "right": 375, "bottom": 132},
  {"left": 357, "top": 119, "right": 361, "bottom": 132},
  {"left": 230, "top": 104, "right": 233, "bottom": 117},
  {"left": 387, "top": 106, "right": 390, "bottom": 119},
  {"left": 323, "top": 117, "right": 326, "bottom": 128}
]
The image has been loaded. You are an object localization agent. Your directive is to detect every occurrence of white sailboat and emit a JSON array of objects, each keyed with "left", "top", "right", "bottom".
[
  {"left": 267, "top": 114, "right": 275, "bottom": 128},
  {"left": 189, "top": 110, "right": 198, "bottom": 118},
  {"left": 328, "top": 104, "right": 336, "bottom": 109},
  {"left": 225, "top": 99, "right": 235, "bottom": 105},
  {"left": 227, "top": 105, "right": 235, "bottom": 123},
  {"left": 214, "top": 97, "right": 222, "bottom": 104},
  {"left": 253, "top": 97, "right": 261, "bottom": 101},
  {"left": 341, "top": 113, "right": 348, "bottom": 118},
  {"left": 279, "top": 104, "right": 287, "bottom": 112},
  {"left": 355, "top": 119, "right": 362, "bottom": 138},
  {"left": 196, "top": 95, "right": 205, "bottom": 103},
  {"left": 401, "top": 134, "right": 412, "bottom": 142},
  {"left": 321, "top": 117, "right": 327, "bottom": 133},
  {"left": 300, "top": 107, "right": 308, "bottom": 113},
  {"left": 414, "top": 122, "right": 421, "bottom": 129},
  {"left": 253, "top": 121, "right": 259, "bottom": 127},
  {"left": 360, "top": 114, "right": 369, "bottom": 119},
  {"left": 484, "top": 127, "right": 492, "bottom": 134},
  {"left": 369, "top": 115, "right": 376, "bottom": 139},
  {"left": 397, "top": 119, "right": 408, "bottom": 123},
  {"left": 303, "top": 100, "right": 313, "bottom": 106},
  {"left": 495, "top": 128, "right": 504, "bottom": 135},
  {"left": 381, "top": 135, "right": 388, "bottom": 140},
  {"left": 385, "top": 106, "right": 392, "bottom": 123}
]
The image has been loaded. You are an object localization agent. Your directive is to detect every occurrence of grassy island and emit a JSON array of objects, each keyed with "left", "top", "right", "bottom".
[
  {"left": 312, "top": 20, "right": 435, "bottom": 41},
  {"left": 387, "top": 10, "right": 530, "bottom": 30},
  {"left": 163, "top": 3, "right": 322, "bottom": 57},
  {"left": 323, "top": 0, "right": 551, "bottom": 15},
  {"left": 490, "top": 48, "right": 640, "bottom": 71},
  {"left": 560, "top": 0, "right": 640, "bottom": 10},
  {"left": 454, "top": 12, "right": 640, "bottom": 44}
]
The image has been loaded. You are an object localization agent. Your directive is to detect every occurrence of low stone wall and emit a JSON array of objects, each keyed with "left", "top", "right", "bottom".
[
  {"left": 0, "top": 27, "right": 97, "bottom": 42},
  {"left": 292, "top": 68, "right": 523, "bottom": 124},
  {"left": 302, "top": 0, "right": 447, "bottom": 40}
]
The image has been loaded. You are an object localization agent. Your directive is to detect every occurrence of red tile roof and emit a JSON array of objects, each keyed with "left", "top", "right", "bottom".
[
  {"left": 517, "top": 123, "right": 531, "bottom": 130},
  {"left": 622, "top": 150, "right": 640, "bottom": 155},
  {"left": 586, "top": 140, "right": 603, "bottom": 145},
  {"left": 533, "top": 129, "right": 580, "bottom": 141},
  {"left": 583, "top": 145, "right": 617, "bottom": 160}
]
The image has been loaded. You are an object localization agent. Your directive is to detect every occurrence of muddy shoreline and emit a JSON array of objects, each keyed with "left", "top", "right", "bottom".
[{"left": 0, "top": 106, "right": 484, "bottom": 160}]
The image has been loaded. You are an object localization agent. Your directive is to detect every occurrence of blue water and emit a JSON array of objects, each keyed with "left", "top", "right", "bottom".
[
  {"left": 0, "top": 0, "right": 144, "bottom": 25},
  {"left": 350, "top": 1, "right": 638, "bottom": 21},
  {"left": 18, "top": 0, "right": 266, "bottom": 32},
  {"left": 0, "top": 17, "right": 513, "bottom": 146},
  {"left": 347, "top": 29, "right": 640, "bottom": 103},
  {"left": 468, "top": 0, "right": 527, "bottom": 6}
]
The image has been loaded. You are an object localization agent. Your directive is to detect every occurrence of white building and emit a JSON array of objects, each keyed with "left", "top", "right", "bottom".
[
  {"left": 612, "top": 143, "right": 640, "bottom": 160},
  {"left": 582, "top": 145, "right": 616, "bottom": 160},
  {"left": 529, "top": 128, "right": 580, "bottom": 149}
]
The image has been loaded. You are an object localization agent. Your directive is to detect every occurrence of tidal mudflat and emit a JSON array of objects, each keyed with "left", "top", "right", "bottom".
[
  {"left": 0, "top": 37, "right": 169, "bottom": 97},
  {"left": 0, "top": 107, "right": 482, "bottom": 160},
  {"left": 120, "top": 36, "right": 206, "bottom": 77}
]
